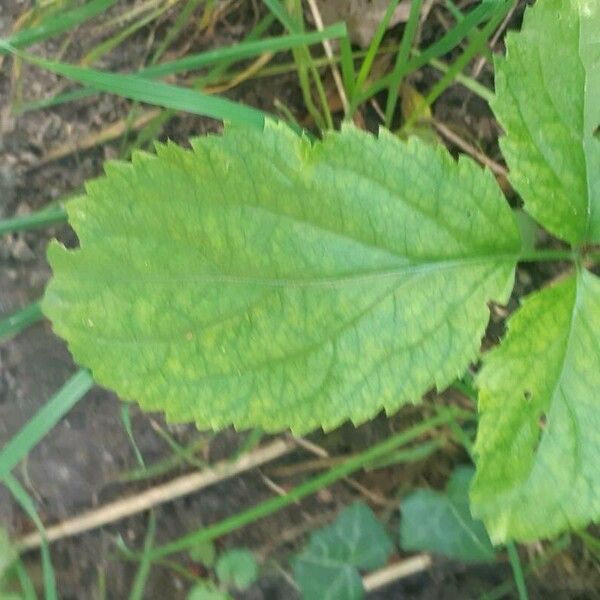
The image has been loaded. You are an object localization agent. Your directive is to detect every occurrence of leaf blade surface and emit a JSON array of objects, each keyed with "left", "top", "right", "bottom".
[
  {"left": 293, "top": 501, "right": 393, "bottom": 600},
  {"left": 492, "top": 0, "right": 600, "bottom": 244},
  {"left": 44, "top": 121, "right": 519, "bottom": 433},
  {"left": 472, "top": 270, "right": 600, "bottom": 542},
  {"left": 400, "top": 466, "right": 495, "bottom": 562}
]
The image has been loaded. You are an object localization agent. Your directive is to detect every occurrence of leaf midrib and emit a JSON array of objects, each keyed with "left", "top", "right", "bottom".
[{"left": 53, "top": 252, "right": 520, "bottom": 290}]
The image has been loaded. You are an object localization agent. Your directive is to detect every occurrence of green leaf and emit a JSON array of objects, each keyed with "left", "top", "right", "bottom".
[
  {"left": 186, "top": 581, "right": 231, "bottom": 600},
  {"left": 492, "top": 0, "right": 600, "bottom": 244},
  {"left": 472, "top": 270, "right": 600, "bottom": 542},
  {"left": 215, "top": 549, "right": 258, "bottom": 591},
  {"left": 294, "top": 501, "right": 393, "bottom": 600},
  {"left": 43, "top": 121, "right": 519, "bottom": 433},
  {"left": 189, "top": 541, "right": 216, "bottom": 567},
  {"left": 0, "top": 529, "right": 17, "bottom": 579},
  {"left": 400, "top": 466, "right": 495, "bottom": 562}
]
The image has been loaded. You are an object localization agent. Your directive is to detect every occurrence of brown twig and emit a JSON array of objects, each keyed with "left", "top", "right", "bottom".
[
  {"left": 305, "top": 0, "right": 349, "bottom": 114},
  {"left": 432, "top": 119, "right": 508, "bottom": 179},
  {"left": 363, "top": 554, "right": 433, "bottom": 592},
  {"left": 294, "top": 437, "right": 394, "bottom": 508},
  {"left": 15, "top": 438, "right": 295, "bottom": 552}
]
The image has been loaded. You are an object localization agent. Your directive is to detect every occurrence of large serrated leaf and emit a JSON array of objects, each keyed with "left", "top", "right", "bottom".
[
  {"left": 472, "top": 270, "right": 600, "bottom": 542},
  {"left": 492, "top": 0, "right": 600, "bottom": 244},
  {"left": 43, "top": 121, "right": 519, "bottom": 433}
]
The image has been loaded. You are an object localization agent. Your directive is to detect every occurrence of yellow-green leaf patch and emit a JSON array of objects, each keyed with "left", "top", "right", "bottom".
[
  {"left": 44, "top": 121, "right": 519, "bottom": 433},
  {"left": 472, "top": 270, "right": 600, "bottom": 542},
  {"left": 492, "top": 0, "right": 600, "bottom": 244}
]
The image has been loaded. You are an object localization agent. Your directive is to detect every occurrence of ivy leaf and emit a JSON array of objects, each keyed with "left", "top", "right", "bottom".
[
  {"left": 293, "top": 501, "right": 393, "bottom": 600},
  {"left": 188, "top": 540, "right": 216, "bottom": 567},
  {"left": 472, "top": 270, "right": 600, "bottom": 542},
  {"left": 187, "top": 582, "right": 231, "bottom": 600},
  {"left": 44, "top": 121, "right": 519, "bottom": 433},
  {"left": 400, "top": 465, "right": 495, "bottom": 562},
  {"left": 215, "top": 549, "right": 258, "bottom": 591},
  {"left": 492, "top": 0, "right": 600, "bottom": 244}
]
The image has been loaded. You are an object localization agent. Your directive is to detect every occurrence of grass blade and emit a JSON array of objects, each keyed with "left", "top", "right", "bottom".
[
  {"left": 4, "top": 475, "right": 57, "bottom": 600},
  {"left": 143, "top": 23, "right": 347, "bottom": 78},
  {"left": 384, "top": 0, "right": 423, "bottom": 127},
  {"left": 148, "top": 408, "right": 470, "bottom": 559},
  {"left": 12, "top": 557, "right": 37, "bottom": 600},
  {"left": 0, "top": 42, "right": 269, "bottom": 128},
  {"left": 151, "top": 0, "right": 205, "bottom": 64},
  {"left": 401, "top": 1, "right": 512, "bottom": 132},
  {"left": 0, "top": 302, "right": 43, "bottom": 342},
  {"left": 262, "top": 0, "right": 297, "bottom": 32},
  {"left": 0, "top": 205, "right": 67, "bottom": 236},
  {"left": 1, "top": 0, "right": 117, "bottom": 52},
  {"left": 263, "top": 0, "right": 332, "bottom": 129},
  {"left": 360, "top": 2, "right": 497, "bottom": 102},
  {"left": 0, "top": 369, "right": 94, "bottom": 479},
  {"left": 128, "top": 513, "right": 157, "bottom": 600},
  {"left": 339, "top": 33, "right": 356, "bottom": 100},
  {"left": 354, "top": 0, "right": 402, "bottom": 93},
  {"left": 507, "top": 542, "right": 529, "bottom": 600}
]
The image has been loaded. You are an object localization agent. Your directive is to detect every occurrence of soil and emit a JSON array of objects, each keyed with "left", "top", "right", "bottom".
[{"left": 1, "top": 1, "right": 599, "bottom": 599}]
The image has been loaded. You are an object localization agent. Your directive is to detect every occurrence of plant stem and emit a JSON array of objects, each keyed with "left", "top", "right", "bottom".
[
  {"left": 0, "top": 301, "right": 43, "bottom": 342},
  {"left": 0, "top": 205, "right": 67, "bottom": 235},
  {"left": 507, "top": 542, "right": 529, "bottom": 600},
  {"left": 517, "top": 249, "right": 576, "bottom": 262},
  {"left": 148, "top": 408, "right": 469, "bottom": 559}
]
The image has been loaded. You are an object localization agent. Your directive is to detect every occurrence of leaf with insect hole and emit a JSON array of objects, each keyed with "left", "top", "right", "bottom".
[{"left": 472, "top": 271, "right": 600, "bottom": 542}]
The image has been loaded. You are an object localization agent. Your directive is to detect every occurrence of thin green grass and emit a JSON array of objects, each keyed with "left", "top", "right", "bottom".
[
  {"left": 146, "top": 408, "right": 470, "bottom": 559},
  {"left": 120, "top": 10, "right": 278, "bottom": 157},
  {"left": 128, "top": 513, "right": 157, "bottom": 600},
  {"left": 1, "top": 41, "right": 270, "bottom": 127},
  {"left": 11, "top": 557, "right": 37, "bottom": 600},
  {"left": 0, "top": 369, "right": 93, "bottom": 479},
  {"left": 12, "top": 23, "right": 347, "bottom": 113},
  {"left": 263, "top": 0, "right": 334, "bottom": 129},
  {"left": 353, "top": 0, "right": 402, "bottom": 95},
  {"left": 4, "top": 474, "right": 57, "bottom": 600},
  {"left": 1, "top": 0, "right": 117, "bottom": 52},
  {"left": 0, "top": 205, "right": 67, "bottom": 235},
  {"left": 0, "top": 370, "right": 94, "bottom": 599},
  {"left": 445, "top": 0, "right": 494, "bottom": 63},
  {"left": 150, "top": 0, "right": 204, "bottom": 65},
  {"left": 384, "top": 0, "right": 423, "bottom": 127},
  {"left": 0, "top": 302, "right": 44, "bottom": 343},
  {"left": 120, "top": 407, "right": 146, "bottom": 469},
  {"left": 150, "top": 423, "right": 207, "bottom": 471},
  {"left": 118, "top": 437, "right": 208, "bottom": 483},
  {"left": 482, "top": 536, "right": 570, "bottom": 600},
  {"left": 356, "top": 1, "right": 500, "bottom": 105},
  {"left": 80, "top": 3, "right": 171, "bottom": 66},
  {"left": 507, "top": 543, "right": 529, "bottom": 600},
  {"left": 400, "top": 1, "right": 513, "bottom": 133}
]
